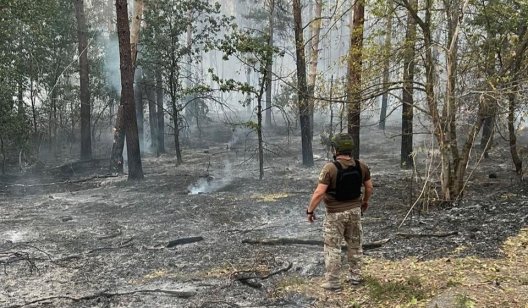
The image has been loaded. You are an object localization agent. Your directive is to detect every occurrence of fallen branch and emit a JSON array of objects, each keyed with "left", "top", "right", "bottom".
[
  {"left": 241, "top": 238, "right": 390, "bottom": 250},
  {"left": 233, "top": 260, "right": 292, "bottom": 289},
  {"left": 0, "top": 243, "right": 60, "bottom": 274},
  {"left": 87, "top": 237, "right": 135, "bottom": 253},
  {"left": 0, "top": 174, "right": 118, "bottom": 188},
  {"left": 395, "top": 231, "right": 458, "bottom": 238},
  {"left": 97, "top": 229, "right": 123, "bottom": 240},
  {"left": 167, "top": 236, "right": 204, "bottom": 248},
  {"left": 8, "top": 289, "right": 195, "bottom": 308},
  {"left": 0, "top": 251, "right": 38, "bottom": 275}
]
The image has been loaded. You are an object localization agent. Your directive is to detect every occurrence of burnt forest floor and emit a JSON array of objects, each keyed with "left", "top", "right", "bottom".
[{"left": 1, "top": 125, "right": 527, "bottom": 308}]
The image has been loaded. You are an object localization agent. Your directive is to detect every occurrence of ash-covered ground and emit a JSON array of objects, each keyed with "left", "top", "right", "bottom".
[{"left": 1, "top": 125, "right": 527, "bottom": 307}]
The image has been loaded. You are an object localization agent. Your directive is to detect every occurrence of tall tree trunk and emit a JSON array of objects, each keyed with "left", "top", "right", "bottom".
[
  {"left": 400, "top": 0, "right": 416, "bottom": 169},
  {"left": 246, "top": 66, "right": 252, "bottom": 115},
  {"left": 115, "top": 0, "right": 143, "bottom": 180},
  {"left": 110, "top": 0, "right": 144, "bottom": 172},
  {"left": 508, "top": 85, "right": 522, "bottom": 174},
  {"left": 169, "top": 68, "right": 182, "bottom": 165},
  {"left": 257, "top": 71, "right": 267, "bottom": 180},
  {"left": 75, "top": 0, "right": 92, "bottom": 161},
  {"left": 29, "top": 67, "right": 37, "bottom": 136},
  {"left": 479, "top": 31, "right": 497, "bottom": 159},
  {"left": 246, "top": 66, "right": 252, "bottom": 113},
  {"left": 265, "top": 0, "right": 275, "bottom": 127},
  {"left": 134, "top": 67, "right": 144, "bottom": 149},
  {"left": 156, "top": 71, "right": 165, "bottom": 154},
  {"left": 293, "top": 0, "right": 314, "bottom": 167},
  {"left": 131, "top": 0, "right": 144, "bottom": 149},
  {"left": 378, "top": 1, "right": 393, "bottom": 130},
  {"left": 480, "top": 115, "right": 494, "bottom": 158},
  {"left": 307, "top": 0, "right": 322, "bottom": 138},
  {"left": 170, "top": 97, "right": 182, "bottom": 165},
  {"left": 146, "top": 76, "right": 158, "bottom": 156},
  {"left": 346, "top": 0, "right": 365, "bottom": 159},
  {"left": 130, "top": 0, "right": 144, "bottom": 68},
  {"left": 110, "top": 106, "right": 125, "bottom": 173},
  {"left": 17, "top": 78, "right": 24, "bottom": 116}
]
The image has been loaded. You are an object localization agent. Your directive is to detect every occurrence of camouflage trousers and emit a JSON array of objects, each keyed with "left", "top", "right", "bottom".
[{"left": 323, "top": 207, "right": 363, "bottom": 282}]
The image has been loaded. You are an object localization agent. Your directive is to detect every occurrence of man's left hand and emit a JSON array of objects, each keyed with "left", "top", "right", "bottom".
[
  {"left": 361, "top": 202, "right": 369, "bottom": 214},
  {"left": 307, "top": 211, "right": 316, "bottom": 223}
]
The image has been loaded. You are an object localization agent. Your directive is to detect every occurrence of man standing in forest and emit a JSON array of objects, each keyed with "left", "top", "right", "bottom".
[{"left": 306, "top": 133, "right": 373, "bottom": 291}]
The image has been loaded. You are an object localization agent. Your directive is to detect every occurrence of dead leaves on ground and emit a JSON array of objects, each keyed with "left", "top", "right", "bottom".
[{"left": 273, "top": 228, "right": 528, "bottom": 307}]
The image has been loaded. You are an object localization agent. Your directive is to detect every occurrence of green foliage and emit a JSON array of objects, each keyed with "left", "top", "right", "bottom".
[
  {"left": 455, "top": 293, "right": 476, "bottom": 308},
  {"left": 0, "top": 0, "right": 79, "bottom": 166},
  {"left": 0, "top": 101, "right": 31, "bottom": 171},
  {"left": 365, "top": 275, "right": 428, "bottom": 303},
  {"left": 243, "top": 120, "right": 260, "bottom": 130}
]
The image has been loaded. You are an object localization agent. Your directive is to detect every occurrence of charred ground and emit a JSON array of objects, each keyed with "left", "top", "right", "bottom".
[{"left": 1, "top": 125, "right": 527, "bottom": 307}]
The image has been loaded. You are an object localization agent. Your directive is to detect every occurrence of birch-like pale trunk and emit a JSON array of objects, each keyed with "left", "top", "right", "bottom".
[{"left": 307, "top": 0, "right": 322, "bottom": 139}]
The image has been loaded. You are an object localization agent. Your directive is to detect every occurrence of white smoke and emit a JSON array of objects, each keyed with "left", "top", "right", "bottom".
[
  {"left": 3, "top": 230, "right": 29, "bottom": 243},
  {"left": 99, "top": 33, "right": 121, "bottom": 94},
  {"left": 188, "top": 160, "right": 233, "bottom": 195}
]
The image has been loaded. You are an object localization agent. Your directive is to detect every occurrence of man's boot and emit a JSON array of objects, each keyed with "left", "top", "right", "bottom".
[
  {"left": 321, "top": 280, "right": 341, "bottom": 291},
  {"left": 347, "top": 268, "right": 363, "bottom": 286}
]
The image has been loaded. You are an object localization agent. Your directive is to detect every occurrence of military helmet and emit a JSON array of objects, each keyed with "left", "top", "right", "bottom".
[{"left": 331, "top": 133, "right": 354, "bottom": 153}]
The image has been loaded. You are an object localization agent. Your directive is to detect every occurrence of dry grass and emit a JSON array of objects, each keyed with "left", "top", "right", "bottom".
[{"left": 273, "top": 227, "right": 528, "bottom": 307}]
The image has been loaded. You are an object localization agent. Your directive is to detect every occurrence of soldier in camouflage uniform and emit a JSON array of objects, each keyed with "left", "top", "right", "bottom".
[{"left": 306, "top": 133, "right": 373, "bottom": 291}]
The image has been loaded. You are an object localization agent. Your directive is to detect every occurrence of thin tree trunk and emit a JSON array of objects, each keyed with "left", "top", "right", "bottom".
[
  {"left": 508, "top": 84, "right": 522, "bottom": 174},
  {"left": 146, "top": 76, "right": 158, "bottom": 156},
  {"left": 400, "top": 0, "right": 416, "bottom": 169},
  {"left": 17, "top": 78, "right": 24, "bottom": 116},
  {"left": 171, "top": 98, "right": 182, "bottom": 165},
  {"left": 30, "top": 68, "right": 37, "bottom": 135},
  {"left": 379, "top": 1, "right": 393, "bottom": 130},
  {"left": 329, "top": 76, "right": 334, "bottom": 138},
  {"left": 479, "top": 31, "right": 497, "bottom": 159},
  {"left": 246, "top": 66, "right": 252, "bottom": 113},
  {"left": 307, "top": 0, "right": 322, "bottom": 138},
  {"left": 156, "top": 72, "right": 165, "bottom": 154},
  {"left": 134, "top": 67, "right": 144, "bottom": 149},
  {"left": 169, "top": 68, "right": 182, "bottom": 165},
  {"left": 292, "top": 0, "right": 314, "bottom": 167},
  {"left": 130, "top": 0, "right": 144, "bottom": 68},
  {"left": 115, "top": 0, "right": 143, "bottom": 180},
  {"left": 265, "top": 0, "right": 275, "bottom": 127},
  {"left": 346, "top": 0, "right": 364, "bottom": 159},
  {"left": 480, "top": 115, "right": 494, "bottom": 158},
  {"left": 257, "top": 74, "right": 266, "bottom": 180},
  {"left": 110, "top": 106, "right": 125, "bottom": 173},
  {"left": 75, "top": 0, "right": 92, "bottom": 161}
]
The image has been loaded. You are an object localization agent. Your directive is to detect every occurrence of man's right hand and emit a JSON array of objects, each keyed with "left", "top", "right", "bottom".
[{"left": 307, "top": 212, "right": 316, "bottom": 223}]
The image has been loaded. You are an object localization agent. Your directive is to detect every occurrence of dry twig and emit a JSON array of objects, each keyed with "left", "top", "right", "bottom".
[{"left": 8, "top": 289, "right": 195, "bottom": 308}]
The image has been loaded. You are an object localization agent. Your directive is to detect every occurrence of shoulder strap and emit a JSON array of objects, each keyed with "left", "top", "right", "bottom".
[
  {"left": 354, "top": 159, "right": 363, "bottom": 182},
  {"left": 333, "top": 161, "right": 342, "bottom": 170}
]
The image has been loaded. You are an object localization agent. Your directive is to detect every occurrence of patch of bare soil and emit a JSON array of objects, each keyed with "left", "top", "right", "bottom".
[{"left": 1, "top": 126, "right": 527, "bottom": 307}]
